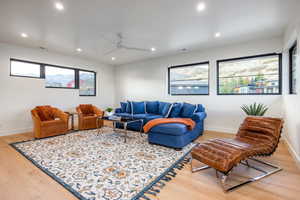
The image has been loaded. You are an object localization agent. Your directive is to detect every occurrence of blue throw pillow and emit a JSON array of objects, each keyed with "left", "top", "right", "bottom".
[
  {"left": 146, "top": 101, "right": 159, "bottom": 114},
  {"left": 180, "top": 103, "right": 197, "bottom": 118},
  {"left": 158, "top": 102, "right": 168, "bottom": 115},
  {"left": 126, "top": 101, "right": 132, "bottom": 114},
  {"left": 169, "top": 103, "right": 183, "bottom": 118},
  {"left": 195, "top": 104, "right": 205, "bottom": 113},
  {"left": 131, "top": 101, "right": 146, "bottom": 114},
  {"left": 162, "top": 103, "right": 173, "bottom": 118},
  {"left": 120, "top": 102, "right": 127, "bottom": 113}
]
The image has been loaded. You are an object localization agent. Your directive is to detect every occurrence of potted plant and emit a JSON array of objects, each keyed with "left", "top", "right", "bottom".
[
  {"left": 241, "top": 103, "right": 268, "bottom": 116},
  {"left": 105, "top": 107, "right": 114, "bottom": 116}
]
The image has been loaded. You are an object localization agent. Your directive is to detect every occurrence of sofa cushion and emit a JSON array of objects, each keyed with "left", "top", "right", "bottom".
[
  {"left": 144, "top": 114, "right": 163, "bottom": 123},
  {"left": 150, "top": 123, "right": 188, "bottom": 136},
  {"left": 120, "top": 102, "right": 127, "bottom": 113},
  {"left": 131, "top": 101, "right": 146, "bottom": 114},
  {"left": 180, "top": 103, "right": 197, "bottom": 118},
  {"left": 169, "top": 103, "right": 183, "bottom": 118},
  {"left": 195, "top": 104, "right": 205, "bottom": 112},
  {"left": 115, "top": 113, "right": 132, "bottom": 118},
  {"left": 125, "top": 101, "right": 132, "bottom": 114},
  {"left": 79, "top": 104, "right": 94, "bottom": 115},
  {"left": 146, "top": 101, "right": 159, "bottom": 114},
  {"left": 132, "top": 114, "right": 149, "bottom": 119},
  {"left": 158, "top": 102, "right": 171, "bottom": 117},
  {"left": 162, "top": 103, "right": 173, "bottom": 117}
]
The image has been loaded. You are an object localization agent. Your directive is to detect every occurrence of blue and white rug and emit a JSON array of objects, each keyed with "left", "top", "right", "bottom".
[{"left": 11, "top": 127, "right": 194, "bottom": 200}]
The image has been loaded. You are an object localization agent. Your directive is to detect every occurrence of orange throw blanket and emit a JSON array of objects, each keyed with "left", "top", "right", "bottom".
[{"left": 143, "top": 118, "right": 196, "bottom": 133}]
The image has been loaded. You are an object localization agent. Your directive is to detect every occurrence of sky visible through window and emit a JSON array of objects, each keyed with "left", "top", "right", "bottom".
[{"left": 11, "top": 61, "right": 40, "bottom": 77}]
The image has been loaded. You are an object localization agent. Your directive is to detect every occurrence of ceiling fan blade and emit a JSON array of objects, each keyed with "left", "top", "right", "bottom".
[
  {"left": 121, "top": 45, "right": 151, "bottom": 52},
  {"left": 103, "top": 48, "right": 119, "bottom": 55}
]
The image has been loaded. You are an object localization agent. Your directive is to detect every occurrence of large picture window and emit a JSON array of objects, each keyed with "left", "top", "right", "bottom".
[
  {"left": 10, "top": 59, "right": 41, "bottom": 78},
  {"left": 45, "top": 66, "right": 76, "bottom": 88},
  {"left": 10, "top": 58, "right": 97, "bottom": 96},
  {"left": 217, "top": 53, "right": 282, "bottom": 95},
  {"left": 79, "top": 70, "right": 96, "bottom": 96},
  {"left": 289, "top": 42, "right": 297, "bottom": 94},
  {"left": 168, "top": 62, "right": 209, "bottom": 95}
]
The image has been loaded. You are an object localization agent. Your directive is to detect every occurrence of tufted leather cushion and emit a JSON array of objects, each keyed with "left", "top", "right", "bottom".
[
  {"left": 36, "top": 106, "right": 55, "bottom": 121},
  {"left": 191, "top": 117, "right": 283, "bottom": 174},
  {"left": 79, "top": 104, "right": 94, "bottom": 115}
]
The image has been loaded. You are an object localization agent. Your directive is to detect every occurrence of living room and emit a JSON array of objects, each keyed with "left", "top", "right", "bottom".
[{"left": 0, "top": 0, "right": 299, "bottom": 200}]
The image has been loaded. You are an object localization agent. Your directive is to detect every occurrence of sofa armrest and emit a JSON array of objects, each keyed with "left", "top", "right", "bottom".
[
  {"left": 115, "top": 108, "right": 122, "bottom": 113},
  {"left": 192, "top": 112, "right": 207, "bottom": 123}
]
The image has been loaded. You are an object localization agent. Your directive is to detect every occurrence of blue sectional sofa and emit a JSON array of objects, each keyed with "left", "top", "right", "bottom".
[{"left": 114, "top": 101, "right": 207, "bottom": 149}]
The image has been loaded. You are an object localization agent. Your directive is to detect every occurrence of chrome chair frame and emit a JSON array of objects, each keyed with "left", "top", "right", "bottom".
[{"left": 190, "top": 156, "right": 282, "bottom": 192}]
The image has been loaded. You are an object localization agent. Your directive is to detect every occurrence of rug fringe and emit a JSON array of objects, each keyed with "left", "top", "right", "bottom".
[{"left": 137, "top": 155, "right": 191, "bottom": 200}]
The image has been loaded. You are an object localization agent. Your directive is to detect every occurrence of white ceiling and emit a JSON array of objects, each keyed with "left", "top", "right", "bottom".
[{"left": 0, "top": 0, "right": 299, "bottom": 65}]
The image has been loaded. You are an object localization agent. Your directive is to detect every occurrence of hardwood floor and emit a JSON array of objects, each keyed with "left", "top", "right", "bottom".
[{"left": 0, "top": 130, "right": 299, "bottom": 200}]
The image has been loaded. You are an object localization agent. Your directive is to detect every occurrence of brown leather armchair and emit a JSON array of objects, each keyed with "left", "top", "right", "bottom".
[
  {"left": 76, "top": 104, "right": 104, "bottom": 130},
  {"left": 31, "top": 105, "right": 69, "bottom": 138}
]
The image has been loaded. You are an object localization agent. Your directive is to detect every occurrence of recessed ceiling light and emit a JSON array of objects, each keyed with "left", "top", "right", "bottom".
[
  {"left": 197, "top": 2, "right": 206, "bottom": 12},
  {"left": 151, "top": 47, "right": 156, "bottom": 52},
  {"left": 21, "top": 33, "right": 28, "bottom": 38},
  {"left": 111, "top": 57, "right": 116, "bottom": 61},
  {"left": 215, "top": 32, "right": 221, "bottom": 38},
  {"left": 55, "top": 2, "right": 64, "bottom": 11},
  {"left": 76, "top": 48, "right": 82, "bottom": 52}
]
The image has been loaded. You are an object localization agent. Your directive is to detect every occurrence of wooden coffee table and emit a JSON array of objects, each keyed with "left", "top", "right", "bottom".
[{"left": 97, "top": 116, "right": 143, "bottom": 143}]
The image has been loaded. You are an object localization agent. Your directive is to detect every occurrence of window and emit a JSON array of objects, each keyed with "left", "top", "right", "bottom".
[
  {"left": 168, "top": 62, "right": 209, "bottom": 95},
  {"left": 79, "top": 70, "right": 96, "bottom": 96},
  {"left": 289, "top": 42, "right": 297, "bottom": 94},
  {"left": 217, "top": 53, "right": 282, "bottom": 95},
  {"left": 10, "top": 59, "right": 41, "bottom": 78},
  {"left": 45, "top": 66, "right": 76, "bottom": 88}
]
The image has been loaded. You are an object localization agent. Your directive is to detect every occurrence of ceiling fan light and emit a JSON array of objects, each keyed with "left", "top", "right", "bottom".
[
  {"left": 151, "top": 47, "right": 156, "bottom": 52},
  {"left": 111, "top": 57, "right": 116, "bottom": 61}
]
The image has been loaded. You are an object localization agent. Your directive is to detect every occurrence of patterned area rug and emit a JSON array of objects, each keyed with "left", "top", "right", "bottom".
[{"left": 11, "top": 127, "right": 194, "bottom": 200}]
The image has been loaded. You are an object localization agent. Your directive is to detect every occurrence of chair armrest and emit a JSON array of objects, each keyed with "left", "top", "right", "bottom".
[
  {"left": 115, "top": 108, "right": 122, "bottom": 113},
  {"left": 192, "top": 112, "right": 207, "bottom": 123},
  {"left": 53, "top": 108, "right": 69, "bottom": 123},
  {"left": 93, "top": 106, "right": 104, "bottom": 117}
]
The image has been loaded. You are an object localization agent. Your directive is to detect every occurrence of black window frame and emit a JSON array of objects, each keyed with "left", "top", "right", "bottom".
[
  {"left": 79, "top": 69, "right": 97, "bottom": 97},
  {"left": 9, "top": 58, "right": 97, "bottom": 96},
  {"left": 216, "top": 53, "right": 282, "bottom": 95},
  {"left": 289, "top": 41, "right": 297, "bottom": 94},
  {"left": 168, "top": 61, "right": 210, "bottom": 96},
  {"left": 10, "top": 58, "right": 44, "bottom": 79}
]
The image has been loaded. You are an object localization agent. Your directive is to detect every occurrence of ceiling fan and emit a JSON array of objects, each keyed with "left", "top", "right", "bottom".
[{"left": 103, "top": 33, "right": 155, "bottom": 55}]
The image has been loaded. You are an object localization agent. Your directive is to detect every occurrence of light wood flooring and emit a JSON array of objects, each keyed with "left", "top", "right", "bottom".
[{"left": 0, "top": 128, "right": 299, "bottom": 200}]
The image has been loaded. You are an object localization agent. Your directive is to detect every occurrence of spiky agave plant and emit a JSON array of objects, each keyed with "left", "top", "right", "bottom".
[{"left": 241, "top": 102, "right": 268, "bottom": 116}]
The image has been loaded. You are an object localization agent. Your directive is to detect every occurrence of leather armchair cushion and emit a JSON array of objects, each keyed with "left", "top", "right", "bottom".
[
  {"left": 79, "top": 104, "right": 94, "bottom": 115},
  {"left": 36, "top": 106, "right": 55, "bottom": 121}
]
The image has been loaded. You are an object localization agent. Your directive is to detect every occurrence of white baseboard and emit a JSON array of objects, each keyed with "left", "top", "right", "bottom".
[
  {"left": 283, "top": 136, "right": 300, "bottom": 169},
  {"left": 0, "top": 127, "right": 32, "bottom": 137}
]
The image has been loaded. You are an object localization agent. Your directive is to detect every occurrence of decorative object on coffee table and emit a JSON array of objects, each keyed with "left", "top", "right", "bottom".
[
  {"left": 105, "top": 107, "right": 114, "bottom": 117},
  {"left": 11, "top": 128, "right": 194, "bottom": 200},
  {"left": 241, "top": 102, "right": 269, "bottom": 116}
]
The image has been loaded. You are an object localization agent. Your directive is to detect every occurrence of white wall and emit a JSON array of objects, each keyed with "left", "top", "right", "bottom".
[
  {"left": 282, "top": 22, "right": 300, "bottom": 163},
  {"left": 115, "top": 37, "right": 283, "bottom": 133},
  {"left": 0, "top": 42, "right": 115, "bottom": 136}
]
